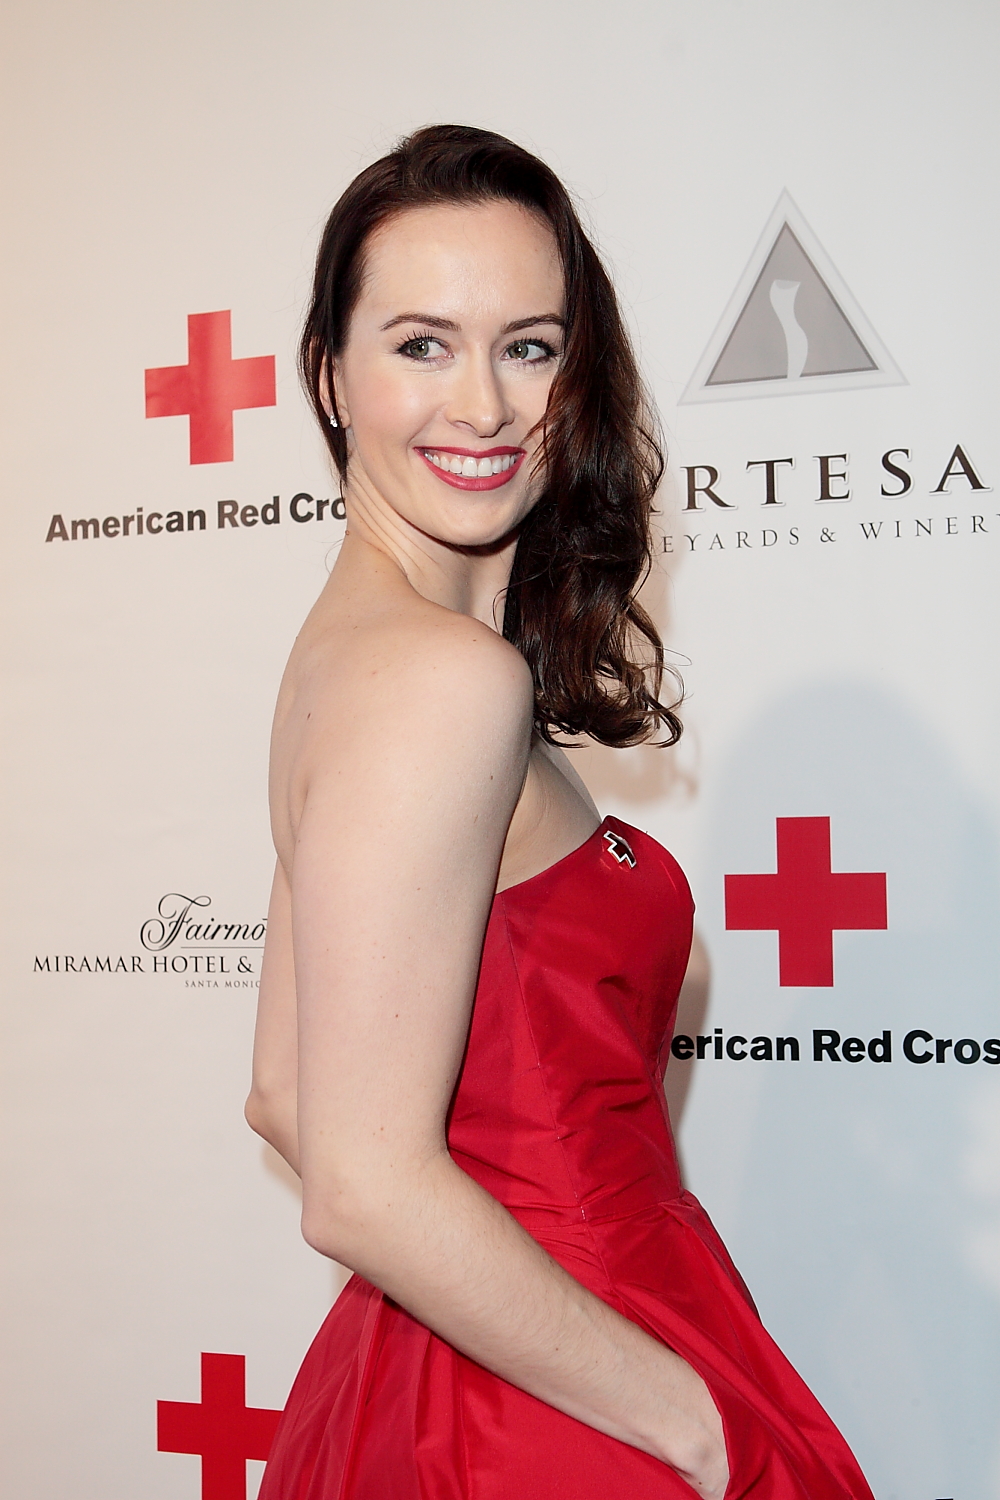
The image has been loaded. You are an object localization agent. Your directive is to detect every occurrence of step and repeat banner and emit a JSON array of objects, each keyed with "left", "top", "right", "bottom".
[{"left": 2, "top": 2, "right": 997, "bottom": 1497}]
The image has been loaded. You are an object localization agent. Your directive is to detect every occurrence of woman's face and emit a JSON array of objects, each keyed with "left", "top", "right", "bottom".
[{"left": 332, "top": 199, "right": 565, "bottom": 550}]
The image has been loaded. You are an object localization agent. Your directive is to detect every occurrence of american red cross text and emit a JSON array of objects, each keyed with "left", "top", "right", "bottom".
[
  {"left": 724, "top": 816, "right": 887, "bottom": 986},
  {"left": 145, "top": 311, "right": 276, "bottom": 464},
  {"left": 157, "top": 1351, "right": 282, "bottom": 1500}
]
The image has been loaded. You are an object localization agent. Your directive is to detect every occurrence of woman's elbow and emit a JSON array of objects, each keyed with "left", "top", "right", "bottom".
[
  {"left": 245, "top": 1084, "right": 290, "bottom": 1145},
  {"left": 300, "top": 1208, "right": 345, "bottom": 1261},
  {"left": 300, "top": 1175, "right": 382, "bottom": 1265},
  {"left": 300, "top": 1151, "right": 451, "bottom": 1265}
]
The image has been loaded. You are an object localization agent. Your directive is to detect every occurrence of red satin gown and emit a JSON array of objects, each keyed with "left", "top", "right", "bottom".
[{"left": 260, "top": 816, "right": 874, "bottom": 1499}]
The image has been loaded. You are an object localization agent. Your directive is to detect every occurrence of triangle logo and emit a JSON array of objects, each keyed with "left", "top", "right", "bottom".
[{"left": 680, "top": 192, "right": 904, "bottom": 403}]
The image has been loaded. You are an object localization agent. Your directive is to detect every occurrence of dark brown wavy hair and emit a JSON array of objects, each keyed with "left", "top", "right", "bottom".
[{"left": 300, "top": 124, "right": 681, "bottom": 747}]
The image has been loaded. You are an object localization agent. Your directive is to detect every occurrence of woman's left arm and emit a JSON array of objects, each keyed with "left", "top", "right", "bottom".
[{"left": 246, "top": 859, "right": 300, "bottom": 1174}]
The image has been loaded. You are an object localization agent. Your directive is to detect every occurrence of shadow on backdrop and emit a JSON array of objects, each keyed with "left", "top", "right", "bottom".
[{"left": 702, "top": 680, "right": 1000, "bottom": 1500}]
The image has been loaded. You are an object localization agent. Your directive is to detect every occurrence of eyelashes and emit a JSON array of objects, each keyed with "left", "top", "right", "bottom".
[
  {"left": 394, "top": 334, "right": 445, "bottom": 361},
  {"left": 503, "top": 337, "right": 560, "bottom": 365},
  {"left": 394, "top": 331, "right": 560, "bottom": 365}
]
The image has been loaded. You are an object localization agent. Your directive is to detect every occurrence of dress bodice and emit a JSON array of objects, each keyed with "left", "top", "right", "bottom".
[{"left": 448, "top": 817, "right": 691, "bottom": 1227}]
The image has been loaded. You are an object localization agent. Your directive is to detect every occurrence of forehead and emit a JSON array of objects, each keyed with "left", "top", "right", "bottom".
[{"left": 357, "top": 200, "right": 564, "bottom": 322}]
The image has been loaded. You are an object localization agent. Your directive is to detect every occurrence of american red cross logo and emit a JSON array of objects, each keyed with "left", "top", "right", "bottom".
[
  {"left": 145, "top": 310, "right": 276, "bottom": 464},
  {"left": 724, "top": 816, "right": 887, "bottom": 986},
  {"left": 604, "top": 830, "right": 637, "bottom": 867},
  {"left": 157, "top": 1352, "right": 282, "bottom": 1499}
]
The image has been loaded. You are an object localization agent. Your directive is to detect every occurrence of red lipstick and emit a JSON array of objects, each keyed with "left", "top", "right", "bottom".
[{"left": 416, "top": 446, "right": 526, "bottom": 492}]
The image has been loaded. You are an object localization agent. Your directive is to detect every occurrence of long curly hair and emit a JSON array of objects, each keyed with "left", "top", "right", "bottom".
[{"left": 300, "top": 124, "right": 681, "bottom": 747}]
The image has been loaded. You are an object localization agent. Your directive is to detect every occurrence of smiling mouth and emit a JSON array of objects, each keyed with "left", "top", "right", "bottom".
[{"left": 417, "top": 446, "right": 526, "bottom": 491}]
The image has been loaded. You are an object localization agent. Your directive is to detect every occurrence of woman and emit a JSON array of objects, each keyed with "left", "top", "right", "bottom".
[{"left": 246, "top": 125, "right": 874, "bottom": 1499}]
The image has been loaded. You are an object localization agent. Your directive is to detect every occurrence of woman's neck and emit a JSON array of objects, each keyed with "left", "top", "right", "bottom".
[{"left": 337, "top": 476, "right": 519, "bottom": 633}]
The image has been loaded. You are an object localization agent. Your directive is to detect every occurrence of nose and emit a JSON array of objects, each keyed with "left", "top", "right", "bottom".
[{"left": 444, "top": 348, "right": 513, "bottom": 438}]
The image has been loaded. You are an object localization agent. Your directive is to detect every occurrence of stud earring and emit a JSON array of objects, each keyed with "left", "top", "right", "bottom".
[{"left": 328, "top": 413, "right": 339, "bottom": 429}]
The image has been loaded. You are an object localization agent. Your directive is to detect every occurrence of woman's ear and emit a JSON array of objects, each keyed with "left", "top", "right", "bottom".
[{"left": 319, "top": 355, "right": 350, "bottom": 430}]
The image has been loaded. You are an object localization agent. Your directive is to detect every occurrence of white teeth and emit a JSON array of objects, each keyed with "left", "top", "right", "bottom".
[{"left": 423, "top": 450, "right": 520, "bottom": 476}]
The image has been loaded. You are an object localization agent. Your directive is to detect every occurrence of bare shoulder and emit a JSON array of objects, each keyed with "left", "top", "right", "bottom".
[
  {"left": 271, "top": 593, "right": 534, "bottom": 856},
  {"left": 298, "top": 594, "right": 531, "bottom": 734},
  {"left": 389, "top": 598, "right": 532, "bottom": 711}
]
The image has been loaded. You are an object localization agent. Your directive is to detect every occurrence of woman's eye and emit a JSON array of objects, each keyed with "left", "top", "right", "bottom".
[
  {"left": 504, "top": 339, "right": 556, "bottom": 364},
  {"left": 398, "top": 336, "right": 447, "bottom": 360}
]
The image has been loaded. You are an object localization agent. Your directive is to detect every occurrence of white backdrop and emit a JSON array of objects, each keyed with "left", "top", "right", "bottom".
[{"left": 2, "top": 3, "right": 998, "bottom": 1498}]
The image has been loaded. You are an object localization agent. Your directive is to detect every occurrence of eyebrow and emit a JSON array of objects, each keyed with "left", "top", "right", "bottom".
[{"left": 379, "top": 312, "right": 566, "bottom": 335}]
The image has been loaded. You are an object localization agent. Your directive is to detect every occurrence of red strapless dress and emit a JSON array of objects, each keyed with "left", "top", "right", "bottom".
[{"left": 260, "top": 817, "right": 874, "bottom": 1498}]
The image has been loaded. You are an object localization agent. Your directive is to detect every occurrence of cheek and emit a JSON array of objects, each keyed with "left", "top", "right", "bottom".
[
  {"left": 348, "top": 362, "right": 432, "bottom": 456},
  {"left": 510, "top": 370, "right": 557, "bottom": 434}
]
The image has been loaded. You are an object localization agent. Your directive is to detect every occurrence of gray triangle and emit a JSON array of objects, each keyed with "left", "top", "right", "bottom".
[{"left": 706, "top": 224, "right": 877, "bottom": 387}]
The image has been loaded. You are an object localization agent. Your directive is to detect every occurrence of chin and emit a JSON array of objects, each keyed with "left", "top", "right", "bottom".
[
  {"left": 439, "top": 508, "right": 532, "bottom": 552},
  {"left": 435, "top": 481, "right": 542, "bottom": 546}
]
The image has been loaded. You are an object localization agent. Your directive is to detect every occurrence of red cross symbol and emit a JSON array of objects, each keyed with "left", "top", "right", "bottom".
[
  {"left": 145, "top": 311, "right": 276, "bottom": 464},
  {"left": 724, "top": 817, "right": 887, "bottom": 986},
  {"left": 157, "top": 1352, "right": 282, "bottom": 1500},
  {"left": 604, "top": 829, "right": 636, "bottom": 867}
]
